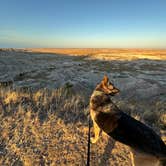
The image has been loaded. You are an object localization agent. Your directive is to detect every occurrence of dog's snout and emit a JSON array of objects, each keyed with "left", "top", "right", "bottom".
[{"left": 113, "top": 88, "right": 120, "bottom": 93}]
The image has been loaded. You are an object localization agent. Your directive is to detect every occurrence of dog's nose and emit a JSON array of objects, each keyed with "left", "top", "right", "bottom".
[{"left": 114, "top": 88, "right": 120, "bottom": 93}]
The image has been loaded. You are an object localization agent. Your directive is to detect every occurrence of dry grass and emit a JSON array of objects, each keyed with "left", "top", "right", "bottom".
[
  {"left": 0, "top": 48, "right": 165, "bottom": 165},
  {"left": 0, "top": 86, "right": 165, "bottom": 166},
  {"left": 0, "top": 87, "right": 88, "bottom": 165},
  {"left": 0, "top": 86, "right": 132, "bottom": 166}
]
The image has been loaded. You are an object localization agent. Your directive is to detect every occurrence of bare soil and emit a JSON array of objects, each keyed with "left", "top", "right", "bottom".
[{"left": 0, "top": 49, "right": 165, "bottom": 165}]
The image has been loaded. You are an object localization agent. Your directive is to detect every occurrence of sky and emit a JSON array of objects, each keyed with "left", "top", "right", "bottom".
[{"left": 0, "top": 0, "right": 166, "bottom": 48}]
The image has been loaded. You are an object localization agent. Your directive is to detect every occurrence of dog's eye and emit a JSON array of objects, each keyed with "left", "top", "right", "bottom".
[{"left": 109, "top": 83, "right": 113, "bottom": 86}]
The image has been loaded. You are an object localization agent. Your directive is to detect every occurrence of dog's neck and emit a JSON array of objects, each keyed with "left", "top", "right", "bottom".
[
  {"left": 90, "top": 90, "right": 117, "bottom": 111},
  {"left": 91, "top": 90, "right": 111, "bottom": 102}
]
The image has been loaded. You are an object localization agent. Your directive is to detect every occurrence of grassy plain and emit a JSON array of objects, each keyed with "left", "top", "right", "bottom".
[{"left": 0, "top": 48, "right": 165, "bottom": 165}]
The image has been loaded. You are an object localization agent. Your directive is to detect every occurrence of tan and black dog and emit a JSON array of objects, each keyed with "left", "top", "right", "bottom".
[{"left": 90, "top": 76, "right": 166, "bottom": 166}]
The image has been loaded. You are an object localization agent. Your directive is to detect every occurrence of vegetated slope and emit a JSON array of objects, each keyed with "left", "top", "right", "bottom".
[
  {"left": 0, "top": 87, "right": 89, "bottom": 165},
  {"left": 0, "top": 86, "right": 165, "bottom": 166}
]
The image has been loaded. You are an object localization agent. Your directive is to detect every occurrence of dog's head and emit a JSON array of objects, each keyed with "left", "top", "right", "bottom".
[{"left": 95, "top": 75, "right": 120, "bottom": 96}]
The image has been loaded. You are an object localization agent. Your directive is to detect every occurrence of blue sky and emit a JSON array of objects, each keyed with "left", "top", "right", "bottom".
[{"left": 0, "top": 0, "right": 166, "bottom": 48}]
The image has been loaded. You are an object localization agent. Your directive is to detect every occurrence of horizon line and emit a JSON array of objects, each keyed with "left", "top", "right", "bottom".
[{"left": 1, "top": 47, "right": 166, "bottom": 50}]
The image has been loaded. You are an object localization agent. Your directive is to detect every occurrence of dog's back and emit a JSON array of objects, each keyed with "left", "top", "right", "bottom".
[
  {"left": 90, "top": 76, "right": 166, "bottom": 165},
  {"left": 108, "top": 111, "right": 166, "bottom": 158}
]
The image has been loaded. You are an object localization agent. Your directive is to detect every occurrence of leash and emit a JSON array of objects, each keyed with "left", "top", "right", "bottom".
[{"left": 87, "top": 116, "right": 91, "bottom": 166}]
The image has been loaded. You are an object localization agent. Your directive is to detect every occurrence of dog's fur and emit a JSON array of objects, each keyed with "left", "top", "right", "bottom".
[{"left": 90, "top": 76, "right": 166, "bottom": 166}]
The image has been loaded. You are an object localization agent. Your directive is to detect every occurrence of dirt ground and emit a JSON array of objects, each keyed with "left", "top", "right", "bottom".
[{"left": 0, "top": 48, "right": 165, "bottom": 165}]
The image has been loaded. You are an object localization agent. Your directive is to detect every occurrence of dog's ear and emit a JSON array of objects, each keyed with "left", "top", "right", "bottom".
[{"left": 102, "top": 75, "right": 109, "bottom": 85}]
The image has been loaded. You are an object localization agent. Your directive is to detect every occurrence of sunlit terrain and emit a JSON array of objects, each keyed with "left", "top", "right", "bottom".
[
  {"left": 25, "top": 48, "right": 166, "bottom": 60},
  {"left": 0, "top": 48, "right": 165, "bottom": 165}
]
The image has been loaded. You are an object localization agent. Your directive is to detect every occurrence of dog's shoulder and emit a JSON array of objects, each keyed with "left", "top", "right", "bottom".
[{"left": 94, "top": 105, "right": 122, "bottom": 133}]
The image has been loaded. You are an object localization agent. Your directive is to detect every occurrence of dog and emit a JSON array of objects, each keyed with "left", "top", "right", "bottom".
[{"left": 90, "top": 76, "right": 166, "bottom": 166}]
